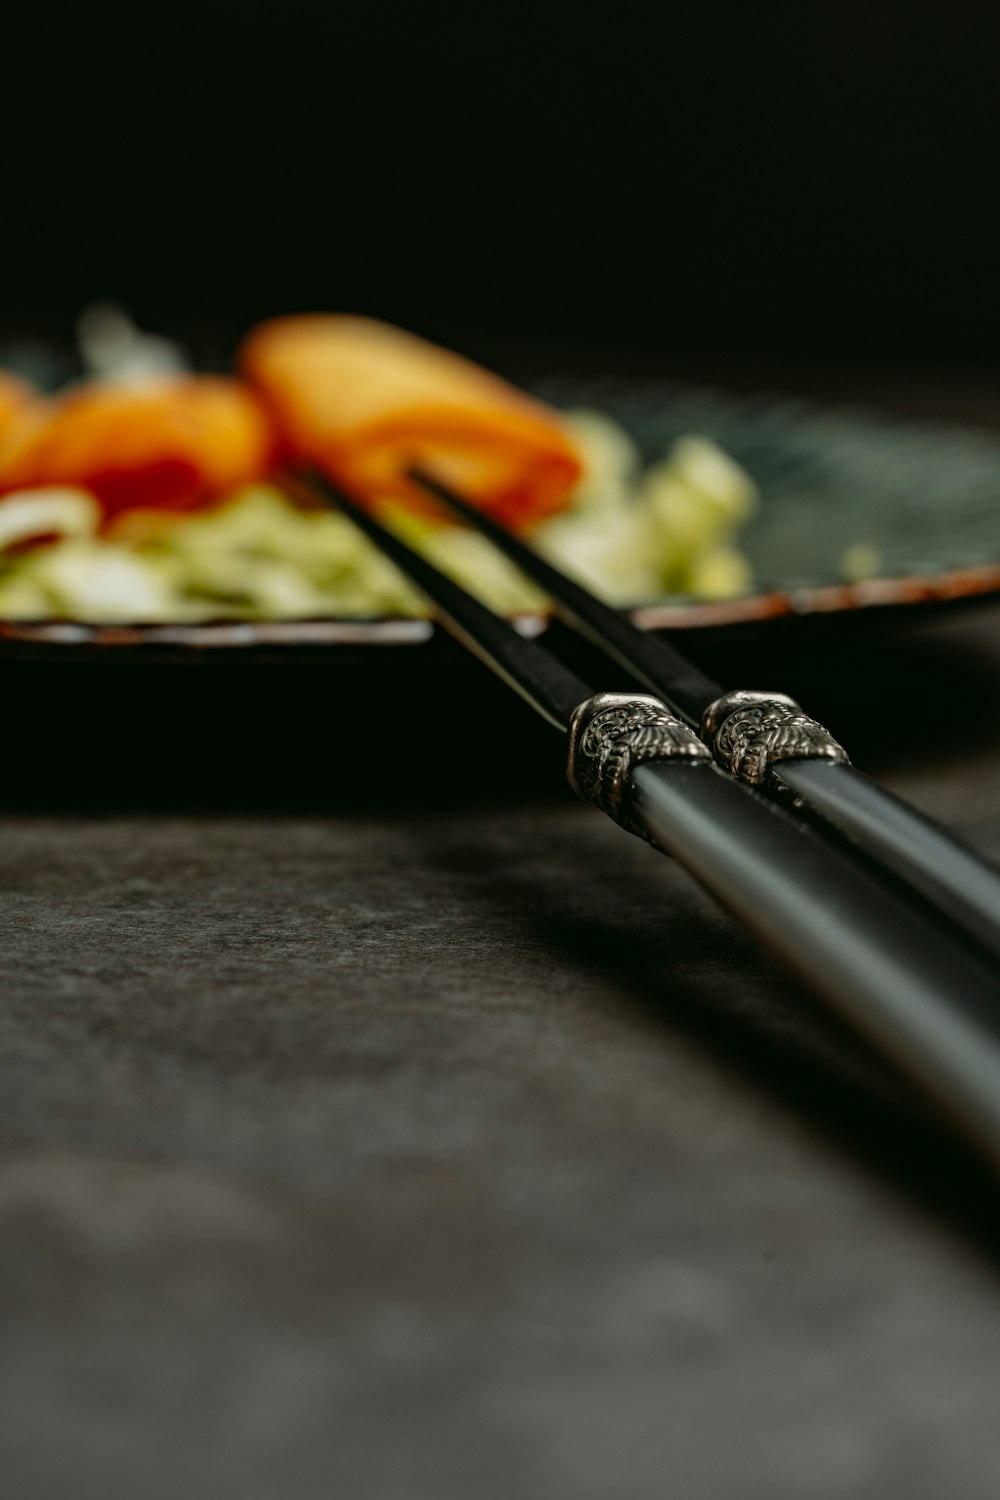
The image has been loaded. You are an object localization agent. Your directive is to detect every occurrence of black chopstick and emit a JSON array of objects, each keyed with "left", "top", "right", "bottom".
[
  {"left": 299, "top": 468, "right": 1000, "bottom": 1175},
  {"left": 412, "top": 468, "right": 1000, "bottom": 967}
]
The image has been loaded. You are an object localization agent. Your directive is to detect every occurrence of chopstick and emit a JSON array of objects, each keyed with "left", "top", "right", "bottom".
[
  {"left": 296, "top": 468, "right": 1000, "bottom": 1174},
  {"left": 412, "top": 468, "right": 1000, "bottom": 967}
]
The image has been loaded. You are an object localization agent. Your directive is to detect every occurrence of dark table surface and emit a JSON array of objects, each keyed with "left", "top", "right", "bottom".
[{"left": 4, "top": 365, "right": 1000, "bottom": 1500}]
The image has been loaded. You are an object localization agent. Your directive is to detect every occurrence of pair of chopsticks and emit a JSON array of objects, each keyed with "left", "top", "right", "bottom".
[
  {"left": 417, "top": 471, "right": 1000, "bottom": 964},
  {"left": 293, "top": 465, "right": 1000, "bottom": 1172}
]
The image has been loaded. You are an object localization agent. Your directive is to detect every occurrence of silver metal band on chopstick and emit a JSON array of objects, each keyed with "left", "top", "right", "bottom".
[
  {"left": 700, "top": 689, "right": 849, "bottom": 789},
  {"left": 566, "top": 692, "right": 709, "bottom": 843}
]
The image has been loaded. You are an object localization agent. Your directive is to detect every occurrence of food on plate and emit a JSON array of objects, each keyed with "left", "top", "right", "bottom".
[
  {"left": 0, "top": 423, "right": 756, "bottom": 621},
  {"left": 0, "top": 377, "right": 276, "bottom": 518},
  {"left": 0, "top": 487, "right": 101, "bottom": 552},
  {"left": 0, "top": 311, "right": 758, "bottom": 622},
  {"left": 241, "top": 315, "right": 583, "bottom": 528}
]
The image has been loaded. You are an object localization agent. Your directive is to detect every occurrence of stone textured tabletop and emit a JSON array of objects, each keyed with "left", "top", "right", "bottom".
[{"left": 5, "top": 600, "right": 1000, "bottom": 1492}]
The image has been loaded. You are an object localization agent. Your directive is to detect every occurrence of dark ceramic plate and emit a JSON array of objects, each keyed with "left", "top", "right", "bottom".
[{"left": 3, "top": 379, "right": 1000, "bottom": 661}]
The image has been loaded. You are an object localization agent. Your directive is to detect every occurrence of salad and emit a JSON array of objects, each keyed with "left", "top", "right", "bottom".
[{"left": 0, "top": 309, "right": 756, "bottom": 623}]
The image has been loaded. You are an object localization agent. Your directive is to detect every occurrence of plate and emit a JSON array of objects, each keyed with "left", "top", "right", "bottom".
[
  {"left": 4, "top": 374, "right": 1000, "bottom": 806},
  {"left": 3, "top": 378, "right": 1000, "bottom": 663}
]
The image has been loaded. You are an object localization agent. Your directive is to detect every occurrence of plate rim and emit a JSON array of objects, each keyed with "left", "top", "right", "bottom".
[{"left": 2, "top": 558, "right": 1000, "bottom": 652}]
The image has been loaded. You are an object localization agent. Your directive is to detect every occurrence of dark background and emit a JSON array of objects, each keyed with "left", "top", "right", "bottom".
[{"left": 1, "top": 1, "right": 998, "bottom": 364}]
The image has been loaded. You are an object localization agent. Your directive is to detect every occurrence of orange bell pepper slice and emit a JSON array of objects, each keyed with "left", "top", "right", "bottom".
[
  {"left": 0, "top": 377, "right": 276, "bottom": 519},
  {"left": 241, "top": 315, "right": 583, "bottom": 528}
]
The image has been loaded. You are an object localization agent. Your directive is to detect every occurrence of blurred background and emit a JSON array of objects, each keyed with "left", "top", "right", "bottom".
[{"left": 2, "top": 0, "right": 998, "bottom": 368}]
